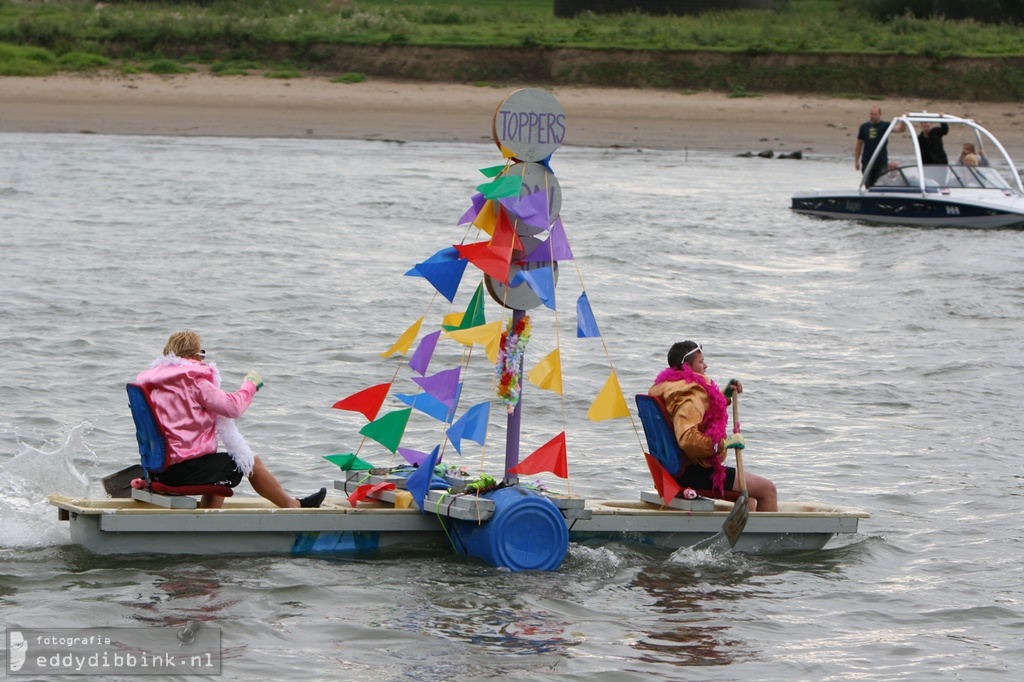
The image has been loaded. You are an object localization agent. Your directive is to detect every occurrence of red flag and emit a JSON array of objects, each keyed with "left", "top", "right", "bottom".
[
  {"left": 644, "top": 452, "right": 681, "bottom": 506},
  {"left": 332, "top": 382, "right": 391, "bottom": 421},
  {"left": 508, "top": 431, "right": 568, "bottom": 478},
  {"left": 490, "top": 206, "right": 524, "bottom": 257},
  {"left": 454, "top": 241, "right": 512, "bottom": 284},
  {"left": 347, "top": 481, "right": 395, "bottom": 507}
]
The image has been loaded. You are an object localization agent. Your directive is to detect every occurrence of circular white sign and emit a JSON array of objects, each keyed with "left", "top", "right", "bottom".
[{"left": 492, "top": 89, "right": 566, "bottom": 163}]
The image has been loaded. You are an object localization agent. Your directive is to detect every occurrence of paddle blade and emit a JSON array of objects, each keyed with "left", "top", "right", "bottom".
[
  {"left": 722, "top": 489, "right": 749, "bottom": 548},
  {"left": 102, "top": 465, "right": 144, "bottom": 498}
]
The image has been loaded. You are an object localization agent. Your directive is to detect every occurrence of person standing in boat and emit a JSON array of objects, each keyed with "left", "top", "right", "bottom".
[
  {"left": 855, "top": 106, "right": 905, "bottom": 187},
  {"left": 915, "top": 114, "right": 950, "bottom": 165},
  {"left": 649, "top": 340, "right": 778, "bottom": 512},
  {"left": 135, "top": 330, "right": 326, "bottom": 509}
]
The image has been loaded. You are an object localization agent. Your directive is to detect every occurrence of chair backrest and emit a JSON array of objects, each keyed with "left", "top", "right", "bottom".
[
  {"left": 126, "top": 383, "right": 170, "bottom": 476},
  {"left": 635, "top": 394, "right": 685, "bottom": 477}
]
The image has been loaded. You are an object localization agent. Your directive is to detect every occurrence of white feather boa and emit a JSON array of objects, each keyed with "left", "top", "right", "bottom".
[{"left": 152, "top": 354, "right": 256, "bottom": 477}]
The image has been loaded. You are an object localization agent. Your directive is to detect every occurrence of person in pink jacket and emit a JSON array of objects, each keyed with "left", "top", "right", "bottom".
[{"left": 135, "top": 331, "right": 326, "bottom": 509}]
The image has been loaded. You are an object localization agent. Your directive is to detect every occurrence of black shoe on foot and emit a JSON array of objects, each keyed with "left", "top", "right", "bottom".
[{"left": 299, "top": 487, "right": 327, "bottom": 508}]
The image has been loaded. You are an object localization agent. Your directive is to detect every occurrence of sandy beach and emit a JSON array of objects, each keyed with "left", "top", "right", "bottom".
[{"left": 4, "top": 73, "right": 1024, "bottom": 156}]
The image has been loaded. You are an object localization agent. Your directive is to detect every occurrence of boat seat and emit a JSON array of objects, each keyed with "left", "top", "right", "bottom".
[
  {"left": 635, "top": 394, "right": 740, "bottom": 503},
  {"left": 126, "top": 383, "right": 234, "bottom": 509}
]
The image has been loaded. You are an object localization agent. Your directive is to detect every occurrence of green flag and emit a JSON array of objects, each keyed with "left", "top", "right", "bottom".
[
  {"left": 323, "top": 453, "right": 375, "bottom": 471},
  {"left": 442, "top": 282, "right": 487, "bottom": 332},
  {"left": 359, "top": 408, "right": 412, "bottom": 454}
]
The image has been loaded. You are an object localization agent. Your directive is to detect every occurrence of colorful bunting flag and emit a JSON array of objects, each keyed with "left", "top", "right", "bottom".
[
  {"left": 347, "top": 481, "right": 395, "bottom": 507},
  {"left": 445, "top": 320, "right": 503, "bottom": 364},
  {"left": 498, "top": 190, "right": 550, "bottom": 230},
  {"left": 408, "top": 330, "right": 441, "bottom": 376},
  {"left": 458, "top": 192, "right": 486, "bottom": 225},
  {"left": 412, "top": 258, "right": 468, "bottom": 303},
  {"left": 331, "top": 382, "right": 391, "bottom": 421},
  {"left": 397, "top": 447, "right": 432, "bottom": 467},
  {"left": 474, "top": 199, "right": 497, "bottom": 236},
  {"left": 479, "top": 165, "right": 506, "bottom": 178},
  {"left": 411, "top": 366, "right": 462, "bottom": 409},
  {"left": 528, "top": 348, "right": 563, "bottom": 394},
  {"left": 359, "top": 408, "right": 412, "bottom": 453},
  {"left": 446, "top": 401, "right": 490, "bottom": 454},
  {"left": 405, "top": 246, "right": 460, "bottom": 276},
  {"left": 323, "top": 453, "right": 376, "bottom": 471},
  {"left": 406, "top": 445, "right": 440, "bottom": 512},
  {"left": 395, "top": 386, "right": 461, "bottom": 423},
  {"left": 508, "top": 431, "right": 568, "bottom": 478},
  {"left": 442, "top": 282, "right": 486, "bottom": 332},
  {"left": 490, "top": 206, "right": 525, "bottom": 257},
  {"left": 477, "top": 175, "right": 523, "bottom": 200},
  {"left": 454, "top": 241, "right": 512, "bottom": 284},
  {"left": 510, "top": 266, "right": 556, "bottom": 310},
  {"left": 380, "top": 316, "right": 424, "bottom": 358},
  {"left": 520, "top": 217, "right": 573, "bottom": 263},
  {"left": 587, "top": 371, "right": 630, "bottom": 421},
  {"left": 644, "top": 452, "right": 682, "bottom": 506},
  {"left": 576, "top": 292, "right": 601, "bottom": 338}
]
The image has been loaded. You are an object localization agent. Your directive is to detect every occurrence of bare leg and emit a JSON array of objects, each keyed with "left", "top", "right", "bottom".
[
  {"left": 247, "top": 456, "right": 300, "bottom": 508},
  {"left": 199, "top": 494, "right": 226, "bottom": 509},
  {"left": 735, "top": 472, "right": 778, "bottom": 512}
]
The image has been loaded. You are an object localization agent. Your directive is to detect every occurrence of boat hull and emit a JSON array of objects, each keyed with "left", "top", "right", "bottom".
[
  {"left": 50, "top": 495, "right": 868, "bottom": 558},
  {"left": 791, "top": 190, "right": 1024, "bottom": 229}
]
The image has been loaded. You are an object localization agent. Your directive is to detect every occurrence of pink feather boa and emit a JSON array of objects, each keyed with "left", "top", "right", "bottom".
[{"left": 654, "top": 364, "right": 729, "bottom": 495}]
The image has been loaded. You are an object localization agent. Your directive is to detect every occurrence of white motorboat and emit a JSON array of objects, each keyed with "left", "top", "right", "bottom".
[{"left": 792, "top": 112, "right": 1024, "bottom": 229}]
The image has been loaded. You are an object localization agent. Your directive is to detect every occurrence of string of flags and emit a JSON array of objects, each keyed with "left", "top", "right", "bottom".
[{"left": 326, "top": 157, "right": 629, "bottom": 511}]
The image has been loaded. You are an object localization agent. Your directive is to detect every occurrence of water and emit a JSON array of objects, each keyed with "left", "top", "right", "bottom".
[{"left": 2, "top": 132, "right": 1023, "bottom": 681}]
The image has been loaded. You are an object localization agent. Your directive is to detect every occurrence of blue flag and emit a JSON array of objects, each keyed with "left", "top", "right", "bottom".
[
  {"left": 576, "top": 292, "right": 601, "bottom": 338},
  {"left": 446, "top": 401, "right": 490, "bottom": 454},
  {"left": 405, "top": 445, "right": 440, "bottom": 513}
]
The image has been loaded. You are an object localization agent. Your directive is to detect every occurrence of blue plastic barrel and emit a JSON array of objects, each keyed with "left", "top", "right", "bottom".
[{"left": 451, "top": 487, "right": 569, "bottom": 572}]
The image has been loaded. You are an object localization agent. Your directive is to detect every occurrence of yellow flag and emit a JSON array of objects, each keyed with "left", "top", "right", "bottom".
[
  {"left": 380, "top": 316, "right": 424, "bottom": 358},
  {"left": 528, "top": 349, "right": 562, "bottom": 394},
  {"left": 442, "top": 311, "right": 464, "bottom": 329},
  {"left": 474, "top": 200, "right": 497, "bottom": 236},
  {"left": 445, "top": 321, "right": 503, "bottom": 364},
  {"left": 587, "top": 371, "right": 630, "bottom": 421}
]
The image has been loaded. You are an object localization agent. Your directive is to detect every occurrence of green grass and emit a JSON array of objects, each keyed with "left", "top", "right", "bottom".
[
  {"left": 1, "top": 0, "right": 1023, "bottom": 92},
  {"left": 331, "top": 71, "right": 367, "bottom": 83}
]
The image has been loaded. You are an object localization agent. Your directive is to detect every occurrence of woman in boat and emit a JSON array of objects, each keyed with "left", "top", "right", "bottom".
[
  {"left": 649, "top": 340, "right": 778, "bottom": 511},
  {"left": 958, "top": 143, "right": 990, "bottom": 167},
  {"left": 135, "top": 330, "right": 326, "bottom": 509}
]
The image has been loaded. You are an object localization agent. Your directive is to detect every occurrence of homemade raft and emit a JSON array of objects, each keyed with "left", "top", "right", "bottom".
[{"left": 50, "top": 89, "right": 867, "bottom": 570}]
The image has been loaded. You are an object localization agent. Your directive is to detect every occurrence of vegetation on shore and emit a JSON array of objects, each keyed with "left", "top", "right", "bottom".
[{"left": 1, "top": 0, "right": 1024, "bottom": 98}]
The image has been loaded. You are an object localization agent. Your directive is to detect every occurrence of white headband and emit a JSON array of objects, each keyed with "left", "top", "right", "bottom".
[{"left": 681, "top": 344, "right": 702, "bottom": 363}]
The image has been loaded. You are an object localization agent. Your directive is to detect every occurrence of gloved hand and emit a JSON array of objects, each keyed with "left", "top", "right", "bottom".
[
  {"left": 724, "top": 433, "right": 745, "bottom": 451},
  {"left": 723, "top": 378, "right": 741, "bottom": 399},
  {"left": 244, "top": 370, "right": 264, "bottom": 390}
]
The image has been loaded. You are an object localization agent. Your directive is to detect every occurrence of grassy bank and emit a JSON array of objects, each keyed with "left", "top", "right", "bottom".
[{"left": 2, "top": 0, "right": 1024, "bottom": 98}]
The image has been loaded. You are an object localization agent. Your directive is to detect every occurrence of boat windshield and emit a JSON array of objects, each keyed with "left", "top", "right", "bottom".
[{"left": 873, "top": 164, "right": 1013, "bottom": 190}]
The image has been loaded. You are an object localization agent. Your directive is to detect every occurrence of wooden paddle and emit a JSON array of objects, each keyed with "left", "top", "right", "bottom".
[{"left": 722, "top": 393, "right": 749, "bottom": 547}]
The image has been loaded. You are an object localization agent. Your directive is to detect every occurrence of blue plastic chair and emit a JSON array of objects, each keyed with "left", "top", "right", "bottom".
[
  {"left": 635, "top": 394, "right": 685, "bottom": 477},
  {"left": 126, "top": 383, "right": 233, "bottom": 500}
]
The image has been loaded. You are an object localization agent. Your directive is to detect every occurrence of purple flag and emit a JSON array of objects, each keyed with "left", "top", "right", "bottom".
[
  {"left": 498, "top": 191, "right": 549, "bottom": 229},
  {"left": 576, "top": 292, "right": 601, "bottom": 338},
  {"left": 411, "top": 366, "right": 461, "bottom": 409},
  {"left": 408, "top": 330, "right": 441, "bottom": 376},
  {"left": 520, "top": 217, "right": 573, "bottom": 263},
  {"left": 458, "top": 192, "right": 486, "bottom": 225},
  {"left": 446, "top": 401, "right": 490, "bottom": 455},
  {"left": 398, "top": 447, "right": 431, "bottom": 467}
]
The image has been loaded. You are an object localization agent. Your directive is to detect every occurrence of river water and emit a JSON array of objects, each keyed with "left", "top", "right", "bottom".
[{"left": 2, "top": 132, "right": 1022, "bottom": 681}]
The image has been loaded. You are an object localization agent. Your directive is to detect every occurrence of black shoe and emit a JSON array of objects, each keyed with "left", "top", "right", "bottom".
[{"left": 299, "top": 487, "right": 327, "bottom": 509}]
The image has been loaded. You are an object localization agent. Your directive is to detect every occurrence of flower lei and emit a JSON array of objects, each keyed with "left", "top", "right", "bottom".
[
  {"left": 495, "top": 315, "right": 532, "bottom": 414},
  {"left": 653, "top": 364, "right": 729, "bottom": 495}
]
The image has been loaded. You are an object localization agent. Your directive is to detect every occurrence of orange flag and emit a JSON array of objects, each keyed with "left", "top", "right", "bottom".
[
  {"left": 332, "top": 382, "right": 391, "bottom": 421},
  {"left": 508, "top": 431, "right": 568, "bottom": 478},
  {"left": 587, "top": 371, "right": 630, "bottom": 421},
  {"left": 644, "top": 453, "right": 681, "bottom": 506}
]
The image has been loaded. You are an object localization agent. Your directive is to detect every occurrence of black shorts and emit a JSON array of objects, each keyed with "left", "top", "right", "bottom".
[
  {"left": 153, "top": 452, "right": 244, "bottom": 488},
  {"left": 675, "top": 465, "right": 736, "bottom": 493}
]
